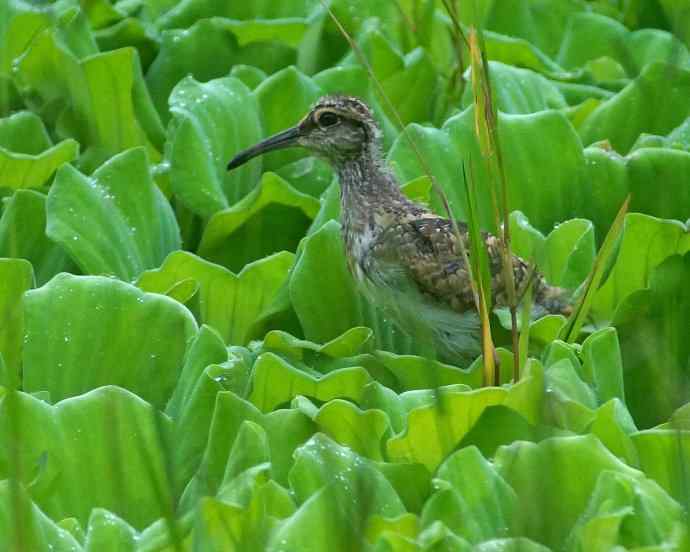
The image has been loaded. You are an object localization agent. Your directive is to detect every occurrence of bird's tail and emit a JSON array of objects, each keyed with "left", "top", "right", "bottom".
[{"left": 535, "top": 283, "right": 572, "bottom": 317}]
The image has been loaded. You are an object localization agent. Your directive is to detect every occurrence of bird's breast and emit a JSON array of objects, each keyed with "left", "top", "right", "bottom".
[{"left": 344, "top": 224, "right": 378, "bottom": 283}]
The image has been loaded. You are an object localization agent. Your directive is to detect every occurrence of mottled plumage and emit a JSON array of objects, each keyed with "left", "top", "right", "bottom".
[{"left": 228, "top": 95, "right": 569, "bottom": 363}]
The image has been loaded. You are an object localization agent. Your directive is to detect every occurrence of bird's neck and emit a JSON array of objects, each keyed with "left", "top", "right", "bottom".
[{"left": 336, "top": 148, "right": 410, "bottom": 233}]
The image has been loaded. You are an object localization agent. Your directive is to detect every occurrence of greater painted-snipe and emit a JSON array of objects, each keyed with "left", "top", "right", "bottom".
[{"left": 228, "top": 95, "right": 569, "bottom": 363}]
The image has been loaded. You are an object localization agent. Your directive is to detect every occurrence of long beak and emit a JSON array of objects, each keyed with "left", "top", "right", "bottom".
[{"left": 227, "top": 126, "right": 302, "bottom": 170}]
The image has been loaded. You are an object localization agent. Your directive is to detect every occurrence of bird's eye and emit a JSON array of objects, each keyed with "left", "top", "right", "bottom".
[{"left": 317, "top": 111, "right": 340, "bottom": 128}]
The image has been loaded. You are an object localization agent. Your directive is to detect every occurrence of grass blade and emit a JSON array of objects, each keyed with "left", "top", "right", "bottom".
[
  {"left": 468, "top": 27, "right": 520, "bottom": 382},
  {"left": 560, "top": 195, "right": 630, "bottom": 343},
  {"left": 463, "top": 161, "right": 496, "bottom": 385}
]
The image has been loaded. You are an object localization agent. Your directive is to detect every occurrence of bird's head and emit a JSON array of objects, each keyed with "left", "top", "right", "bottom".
[{"left": 227, "top": 95, "right": 382, "bottom": 170}]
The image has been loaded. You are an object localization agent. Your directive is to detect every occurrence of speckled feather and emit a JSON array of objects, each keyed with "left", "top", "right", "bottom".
[{"left": 351, "top": 199, "right": 559, "bottom": 313}]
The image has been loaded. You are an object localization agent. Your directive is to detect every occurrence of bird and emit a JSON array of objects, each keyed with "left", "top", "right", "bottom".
[{"left": 227, "top": 95, "right": 569, "bottom": 364}]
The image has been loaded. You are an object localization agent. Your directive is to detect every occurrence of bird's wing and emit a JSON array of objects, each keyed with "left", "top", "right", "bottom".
[
  {"left": 361, "top": 215, "right": 569, "bottom": 363},
  {"left": 360, "top": 216, "right": 483, "bottom": 363},
  {"left": 364, "top": 216, "right": 477, "bottom": 313},
  {"left": 365, "top": 215, "right": 539, "bottom": 313}
]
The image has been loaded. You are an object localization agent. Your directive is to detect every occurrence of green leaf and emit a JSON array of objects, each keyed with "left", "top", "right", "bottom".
[
  {"left": 579, "top": 63, "right": 690, "bottom": 153},
  {"left": 313, "top": 65, "right": 370, "bottom": 102},
  {"left": 459, "top": 406, "right": 549, "bottom": 459},
  {"left": 580, "top": 327, "right": 625, "bottom": 404},
  {"left": 46, "top": 147, "right": 181, "bottom": 281},
  {"left": 0, "top": 4, "right": 56, "bottom": 77},
  {"left": 274, "top": 433, "right": 406, "bottom": 550},
  {"left": 0, "top": 190, "right": 75, "bottom": 286},
  {"left": 95, "top": 18, "right": 160, "bottom": 69},
  {"left": 14, "top": 29, "right": 163, "bottom": 169},
  {"left": 167, "top": 75, "right": 263, "bottom": 217},
  {"left": 226, "top": 18, "right": 308, "bottom": 52},
  {"left": 0, "top": 480, "right": 82, "bottom": 551},
  {"left": 493, "top": 434, "right": 642, "bottom": 549},
  {"left": 147, "top": 18, "right": 307, "bottom": 120},
  {"left": 422, "top": 446, "right": 517, "bottom": 544},
  {"left": 23, "top": 273, "right": 197, "bottom": 408},
  {"left": 557, "top": 12, "right": 632, "bottom": 72},
  {"left": 556, "top": 12, "right": 690, "bottom": 76},
  {"left": 350, "top": 31, "right": 439, "bottom": 125},
  {"left": 0, "top": 258, "right": 33, "bottom": 389},
  {"left": 566, "top": 468, "right": 688, "bottom": 551},
  {"left": 137, "top": 250, "right": 294, "bottom": 345},
  {"left": 198, "top": 172, "right": 319, "bottom": 272},
  {"left": 389, "top": 106, "right": 587, "bottom": 234},
  {"left": 659, "top": 0, "right": 690, "bottom": 48},
  {"left": 84, "top": 509, "right": 137, "bottom": 550},
  {"left": 0, "top": 386, "right": 174, "bottom": 530},
  {"left": 526, "top": 315, "right": 567, "bottom": 354},
  {"left": 213, "top": 424, "right": 297, "bottom": 522},
  {"left": 230, "top": 64, "right": 268, "bottom": 89},
  {"left": 509, "top": 211, "right": 546, "bottom": 261},
  {"left": 632, "top": 429, "right": 690, "bottom": 507},
  {"left": 82, "top": 0, "right": 127, "bottom": 30},
  {"left": 663, "top": 116, "right": 690, "bottom": 150},
  {"left": 167, "top": 325, "right": 228, "bottom": 493},
  {"left": 0, "top": 111, "right": 52, "bottom": 153},
  {"left": 156, "top": 3, "right": 316, "bottom": 32},
  {"left": 50, "top": 7, "right": 100, "bottom": 60},
  {"left": 191, "top": 496, "right": 269, "bottom": 551},
  {"left": 366, "top": 513, "right": 419, "bottom": 547},
  {"left": 0, "top": 138, "right": 78, "bottom": 190},
  {"left": 253, "top": 66, "right": 322, "bottom": 170},
  {"left": 484, "top": 0, "right": 586, "bottom": 58},
  {"left": 0, "top": 76, "right": 22, "bottom": 115},
  {"left": 376, "top": 461, "right": 432, "bottom": 515},
  {"left": 193, "top": 453, "right": 293, "bottom": 552},
  {"left": 260, "top": 327, "right": 373, "bottom": 362},
  {"left": 560, "top": 194, "right": 629, "bottom": 343},
  {"left": 508, "top": 212, "right": 595, "bottom": 288},
  {"left": 219, "top": 421, "right": 271, "bottom": 492},
  {"left": 181, "top": 391, "right": 314, "bottom": 506},
  {"left": 167, "top": 324, "right": 228, "bottom": 419},
  {"left": 541, "top": 218, "right": 595, "bottom": 288},
  {"left": 293, "top": 396, "right": 389, "bottom": 461},
  {"left": 543, "top": 344, "right": 598, "bottom": 413},
  {"left": 625, "top": 148, "right": 690, "bottom": 222},
  {"left": 579, "top": 147, "right": 631, "bottom": 239},
  {"left": 629, "top": 28, "right": 690, "bottom": 72},
  {"left": 55, "top": 517, "right": 84, "bottom": 544},
  {"left": 613, "top": 253, "right": 690, "bottom": 428},
  {"left": 474, "top": 538, "right": 552, "bottom": 552},
  {"left": 417, "top": 521, "right": 472, "bottom": 551},
  {"left": 387, "top": 360, "right": 544, "bottom": 472},
  {"left": 248, "top": 352, "right": 371, "bottom": 412},
  {"left": 319, "top": 326, "right": 374, "bottom": 358},
  {"left": 587, "top": 399, "right": 638, "bottom": 465},
  {"left": 582, "top": 146, "right": 690, "bottom": 229},
  {"left": 658, "top": 402, "right": 690, "bottom": 431},
  {"left": 374, "top": 351, "right": 482, "bottom": 391},
  {"left": 592, "top": 213, "right": 690, "bottom": 322},
  {"left": 462, "top": 62, "right": 567, "bottom": 114},
  {"left": 481, "top": 30, "right": 565, "bottom": 75},
  {"left": 273, "top": 156, "right": 334, "bottom": 199}
]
